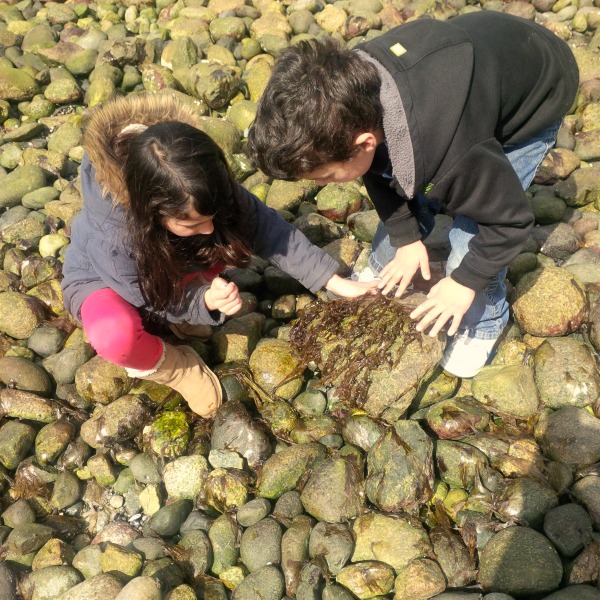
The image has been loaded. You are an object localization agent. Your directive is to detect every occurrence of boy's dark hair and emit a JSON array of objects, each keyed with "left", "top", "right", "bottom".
[
  {"left": 247, "top": 38, "right": 383, "bottom": 180},
  {"left": 122, "top": 122, "right": 252, "bottom": 311}
]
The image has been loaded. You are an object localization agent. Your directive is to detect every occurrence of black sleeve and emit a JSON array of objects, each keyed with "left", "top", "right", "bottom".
[
  {"left": 362, "top": 171, "right": 422, "bottom": 247},
  {"left": 437, "top": 137, "right": 535, "bottom": 291}
]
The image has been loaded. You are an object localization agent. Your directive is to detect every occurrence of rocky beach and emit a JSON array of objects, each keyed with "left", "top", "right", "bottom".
[{"left": 0, "top": 0, "right": 600, "bottom": 598}]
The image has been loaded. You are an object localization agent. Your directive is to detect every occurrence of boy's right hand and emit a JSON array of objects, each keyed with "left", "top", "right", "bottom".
[
  {"left": 378, "top": 240, "right": 430, "bottom": 297},
  {"left": 204, "top": 277, "right": 242, "bottom": 315}
]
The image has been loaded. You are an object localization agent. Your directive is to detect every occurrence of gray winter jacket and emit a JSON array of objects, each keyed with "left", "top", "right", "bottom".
[{"left": 61, "top": 95, "right": 338, "bottom": 325}]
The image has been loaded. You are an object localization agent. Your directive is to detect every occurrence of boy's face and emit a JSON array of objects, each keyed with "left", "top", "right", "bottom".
[{"left": 301, "top": 131, "right": 381, "bottom": 186}]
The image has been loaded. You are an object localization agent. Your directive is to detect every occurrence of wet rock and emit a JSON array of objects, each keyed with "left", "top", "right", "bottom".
[
  {"left": 425, "top": 397, "right": 490, "bottom": 439},
  {"left": 142, "top": 411, "right": 191, "bottom": 459},
  {"left": 281, "top": 516, "right": 312, "bottom": 595},
  {"left": 336, "top": 561, "right": 395, "bottom": 598},
  {"left": 31, "top": 538, "right": 75, "bottom": 570},
  {"left": 394, "top": 558, "right": 446, "bottom": 600},
  {"left": 555, "top": 162, "right": 600, "bottom": 208},
  {"left": 27, "top": 325, "right": 66, "bottom": 358},
  {"left": 204, "top": 468, "right": 250, "bottom": 512},
  {"left": 240, "top": 517, "right": 282, "bottom": 572},
  {"left": 144, "top": 499, "right": 193, "bottom": 538},
  {"left": 543, "top": 503, "right": 594, "bottom": 557},
  {"left": 58, "top": 573, "right": 123, "bottom": 600},
  {"left": 0, "top": 355, "right": 53, "bottom": 395},
  {"left": 512, "top": 267, "right": 587, "bottom": 337},
  {"left": 530, "top": 222, "right": 581, "bottom": 260},
  {"left": 231, "top": 565, "right": 284, "bottom": 600},
  {"left": 293, "top": 213, "right": 343, "bottom": 246},
  {"left": 478, "top": 527, "right": 562, "bottom": 596},
  {"left": 129, "top": 452, "right": 162, "bottom": 484},
  {"left": 274, "top": 491, "right": 304, "bottom": 520},
  {"left": 542, "top": 586, "right": 600, "bottom": 600},
  {"left": 309, "top": 522, "right": 354, "bottom": 576},
  {"left": 211, "top": 312, "right": 265, "bottom": 363},
  {"left": 42, "top": 342, "right": 96, "bottom": 385},
  {"left": 2, "top": 499, "right": 36, "bottom": 528},
  {"left": 534, "top": 148, "right": 581, "bottom": 184},
  {"left": 0, "top": 291, "right": 46, "bottom": 338},
  {"left": 209, "top": 514, "right": 240, "bottom": 575},
  {"left": 211, "top": 402, "right": 272, "bottom": 469},
  {"left": 113, "top": 576, "right": 162, "bottom": 600},
  {"left": 0, "top": 420, "right": 36, "bottom": 469},
  {"left": 436, "top": 440, "right": 488, "bottom": 491},
  {"left": 7, "top": 523, "right": 54, "bottom": 554},
  {"left": 163, "top": 454, "right": 209, "bottom": 500},
  {"left": 534, "top": 338, "right": 600, "bottom": 409},
  {"left": 0, "top": 66, "right": 39, "bottom": 101},
  {"left": 365, "top": 419, "right": 433, "bottom": 513},
  {"left": 471, "top": 365, "right": 539, "bottom": 418},
  {"left": 571, "top": 475, "right": 600, "bottom": 529},
  {"left": 79, "top": 394, "right": 149, "bottom": 450},
  {"left": 100, "top": 542, "right": 143, "bottom": 578},
  {"left": 75, "top": 356, "right": 131, "bottom": 405},
  {"left": 351, "top": 513, "right": 431, "bottom": 571},
  {"left": 538, "top": 406, "right": 600, "bottom": 467},
  {"left": 36, "top": 418, "right": 75, "bottom": 465},
  {"left": 21, "top": 565, "right": 82, "bottom": 600},
  {"left": 495, "top": 477, "right": 558, "bottom": 528},
  {"left": 430, "top": 528, "right": 476, "bottom": 587},
  {"left": 237, "top": 498, "right": 271, "bottom": 527},
  {"left": 316, "top": 183, "right": 363, "bottom": 223},
  {"left": 0, "top": 562, "right": 19, "bottom": 600},
  {"left": 300, "top": 456, "right": 364, "bottom": 523},
  {"left": 249, "top": 338, "right": 304, "bottom": 399}
]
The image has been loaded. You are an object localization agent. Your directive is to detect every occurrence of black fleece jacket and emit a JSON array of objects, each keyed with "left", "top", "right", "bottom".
[{"left": 357, "top": 12, "right": 579, "bottom": 291}]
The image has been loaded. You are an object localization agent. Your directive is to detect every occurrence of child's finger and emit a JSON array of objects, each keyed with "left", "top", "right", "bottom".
[{"left": 420, "top": 261, "right": 431, "bottom": 281}]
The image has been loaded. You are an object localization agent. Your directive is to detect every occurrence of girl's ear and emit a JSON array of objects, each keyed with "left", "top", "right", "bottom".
[{"left": 353, "top": 131, "right": 379, "bottom": 153}]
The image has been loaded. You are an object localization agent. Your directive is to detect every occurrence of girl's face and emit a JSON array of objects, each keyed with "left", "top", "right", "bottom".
[{"left": 163, "top": 209, "right": 214, "bottom": 237}]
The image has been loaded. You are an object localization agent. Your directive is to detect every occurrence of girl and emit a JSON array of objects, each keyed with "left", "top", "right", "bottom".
[{"left": 62, "top": 93, "right": 372, "bottom": 418}]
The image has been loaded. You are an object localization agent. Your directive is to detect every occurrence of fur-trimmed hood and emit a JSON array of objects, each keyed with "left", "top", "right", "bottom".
[{"left": 83, "top": 91, "right": 205, "bottom": 205}]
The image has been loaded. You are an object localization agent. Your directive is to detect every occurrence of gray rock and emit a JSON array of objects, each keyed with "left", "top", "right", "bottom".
[
  {"left": 42, "top": 343, "right": 96, "bottom": 385},
  {"left": 22, "top": 565, "right": 82, "bottom": 600},
  {"left": 208, "top": 514, "right": 240, "bottom": 575},
  {"left": 114, "top": 576, "right": 162, "bottom": 600},
  {"left": 478, "top": 526, "right": 562, "bottom": 596},
  {"left": 211, "top": 401, "right": 272, "bottom": 469},
  {"left": 236, "top": 498, "right": 272, "bottom": 527},
  {"left": 0, "top": 562, "right": 18, "bottom": 600},
  {"left": 6, "top": 523, "right": 54, "bottom": 554},
  {"left": 240, "top": 517, "right": 282, "bottom": 572},
  {"left": 273, "top": 491, "right": 304, "bottom": 520},
  {"left": 231, "top": 565, "right": 284, "bottom": 600},
  {"left": 308, "top": 522, "right": 354, "bottom": 576},
  {"left": 57, "top": 573, "right": 123, "bottom": 600},
  {"left": 0, "top": 420, "right": 36, "bottom": 469},
  {"left": 543, "top": 503, "right": 593, "bottom": 557},
  {"left": 571, "top": 475, "right": 600, "bottom": 529},
  {"left": 538, "top": 407, "right": 600, "bottom": 467},
  {"left": 144, "top": 499, "right": 193, "bottom": 538},
  {"left": 542, "top": 585, "right": 600, "bottom": 599},
  {"left": 27, "top": 326, "right": 67, "bottom": 358},
  {"left": 163, "top": 454, "right": 209, "bottom": 500}
]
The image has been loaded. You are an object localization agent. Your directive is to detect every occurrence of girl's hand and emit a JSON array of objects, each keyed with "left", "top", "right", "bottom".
[
  {"left": 378, "top": 240, "right": 430, "bottom": 297},
  {"left": 410, "top": 276, "right": 476, "bottom": 337},
  {"left": 325, "top": 274, "right": 379, "bottom": 298},
  {"left": 204, "top": 277, "right": 242, "bottom": 315}
]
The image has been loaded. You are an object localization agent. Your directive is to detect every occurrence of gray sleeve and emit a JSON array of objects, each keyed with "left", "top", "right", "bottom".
[
  {"left": 86, "top": 238, "right": 225, "bottom": 326},
  {"left": 240, "top": 186, "right": 340, "bottom": 292}
]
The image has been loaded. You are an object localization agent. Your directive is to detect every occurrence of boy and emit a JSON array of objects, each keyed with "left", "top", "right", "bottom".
[{"left": 247, "top": 11, "right": 579, "bottom": 378}]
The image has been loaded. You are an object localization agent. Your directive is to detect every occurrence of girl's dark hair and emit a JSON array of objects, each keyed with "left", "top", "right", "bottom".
[
  {"left": 121, "top": 122, "right": 252, "bottom": 312},
  {"left": 247, "top": 38, "right": 383, "bottom": 180}
]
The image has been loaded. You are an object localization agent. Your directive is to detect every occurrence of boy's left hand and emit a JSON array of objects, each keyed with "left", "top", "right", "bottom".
[
  {"left": 410, "top": 276, "right": 475, "bottom": 337},
  {"left": 325, "top": 274, "right": 379, "bottom": 298}
]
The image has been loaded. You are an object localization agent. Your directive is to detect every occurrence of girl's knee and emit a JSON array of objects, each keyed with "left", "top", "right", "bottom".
[{"left": 83, "top": 312, "right": 143, "bottom": 362}]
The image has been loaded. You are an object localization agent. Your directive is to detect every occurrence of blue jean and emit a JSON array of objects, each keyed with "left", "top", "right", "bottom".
[{"left": 369, "top": 120, "right": 561, "bottom": 340}]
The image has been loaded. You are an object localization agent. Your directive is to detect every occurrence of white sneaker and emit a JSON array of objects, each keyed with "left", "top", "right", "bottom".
[
  {"left": 351, "top": 267, "right": 381, "bottom": 283},
  {"left": 440, "top": 334, "right": 499, "bottom": 378}
]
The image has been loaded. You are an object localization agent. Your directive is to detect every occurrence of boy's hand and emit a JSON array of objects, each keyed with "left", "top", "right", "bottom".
[
  {"left": 410, "top": 276, "right": 476, "bottom": 337},
  {"left": 204, "top": 277, "right": 242, "bottom": 315},
  {"left": 325, "top": 274, "right": 379, "bottom": 298},
  {"left": 378, "top": 240, "right": 430, "bottom": 297}
]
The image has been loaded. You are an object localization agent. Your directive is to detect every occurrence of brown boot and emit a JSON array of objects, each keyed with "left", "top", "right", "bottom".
[{"left": 129, "top": 342, "right": 222, "bottom": 418}]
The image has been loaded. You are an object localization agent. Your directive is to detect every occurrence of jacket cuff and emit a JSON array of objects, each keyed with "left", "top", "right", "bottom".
[
  {"left": 450, "top": 263, "right": 492, "bottom": 292},
  {"left": 306, "top": 261, "right": 340, "bottom": 293}
]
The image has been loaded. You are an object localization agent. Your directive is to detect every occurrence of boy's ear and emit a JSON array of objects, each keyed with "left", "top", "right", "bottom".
[{"left": 354, "top": 131, "right": 379, "bottom": 152}]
